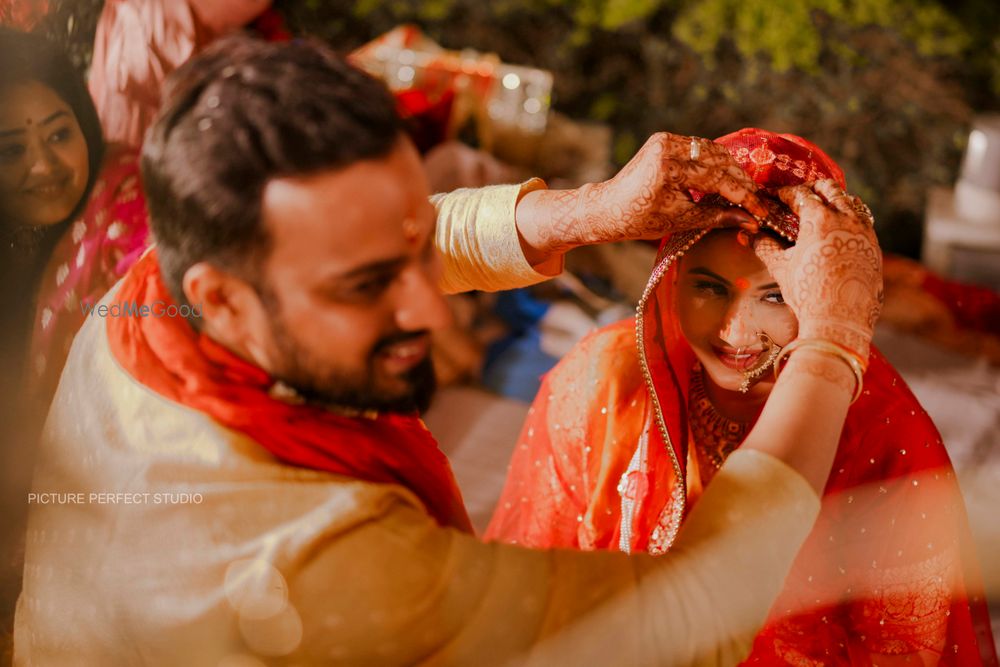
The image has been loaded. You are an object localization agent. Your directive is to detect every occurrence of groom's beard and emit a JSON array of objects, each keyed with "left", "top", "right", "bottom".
[{"left": 267, "top": 316, "right": 438, "bottom": 415}]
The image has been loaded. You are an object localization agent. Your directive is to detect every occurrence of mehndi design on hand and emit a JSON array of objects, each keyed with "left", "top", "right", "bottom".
[
  {"left": 530, "top": 132, "right": 768, "bottom": 255},
  {"left": 754, "top": 180, "right": 883, "bottom": 360}
]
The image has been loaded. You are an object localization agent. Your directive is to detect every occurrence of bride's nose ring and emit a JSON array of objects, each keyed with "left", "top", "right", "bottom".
[{"left": 738, "top": 332, "right": 781, "bottom": 393}]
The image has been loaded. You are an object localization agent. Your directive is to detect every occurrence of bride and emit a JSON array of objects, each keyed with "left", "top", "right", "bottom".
[{"left": 487, "top": 128, "right": 998, "bottom": 665}]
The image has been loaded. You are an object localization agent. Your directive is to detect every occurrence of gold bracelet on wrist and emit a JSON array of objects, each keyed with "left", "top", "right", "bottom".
[{"left": 774, "top": 338, "right": 867, "bottom": 404}]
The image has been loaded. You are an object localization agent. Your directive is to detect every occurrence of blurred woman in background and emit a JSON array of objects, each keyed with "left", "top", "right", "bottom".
[{"left": 0, "top": 28, "right": 150, "bottom": 656}]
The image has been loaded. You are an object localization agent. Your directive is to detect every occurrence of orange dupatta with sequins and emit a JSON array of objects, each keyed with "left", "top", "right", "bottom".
[{"left": 487, "top": 129, "right": 998, "bottom": 665}]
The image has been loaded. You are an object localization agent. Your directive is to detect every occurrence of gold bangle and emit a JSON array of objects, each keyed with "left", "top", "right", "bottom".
[
  {"left": 774, "top": 338, "right": 866, "bottom": 404},
  {"left": 824, "top": 338, "right": 869, "bottom": 374}
]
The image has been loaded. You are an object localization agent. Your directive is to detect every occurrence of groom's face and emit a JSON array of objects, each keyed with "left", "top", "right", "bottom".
[{"left": 249, "top": 139, "right": 452, "bottom": 412}]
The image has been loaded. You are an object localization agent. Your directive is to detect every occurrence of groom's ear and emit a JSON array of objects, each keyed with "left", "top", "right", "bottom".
[{"left": 182, "top": 262, "right": 264, "bottom": 342}]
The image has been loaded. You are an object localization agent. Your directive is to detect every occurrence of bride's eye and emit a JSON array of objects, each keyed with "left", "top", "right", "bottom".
[
  {"left": 693, "top": 280, "right": 727, "bottom": 297},
  {"left": 763, "top": 291, "right": 785, "bottom": 305}
]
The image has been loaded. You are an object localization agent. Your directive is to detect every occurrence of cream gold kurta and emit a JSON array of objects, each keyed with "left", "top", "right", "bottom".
[
  {"left": 433, "top": 179, "right": 559, "bottom": 294},
  {"left": 15, "top": 184, "right": 820, "bottom": 666}
]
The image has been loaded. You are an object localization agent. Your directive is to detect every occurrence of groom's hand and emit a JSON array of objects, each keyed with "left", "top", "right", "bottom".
[{"left": 514, "top": 132, "right": 767, "bottom": 264}]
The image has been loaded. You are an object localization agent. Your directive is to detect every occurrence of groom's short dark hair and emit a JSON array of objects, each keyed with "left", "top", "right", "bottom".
[{"left": 141, "top": 34, "right": 403, "bottom": 306}]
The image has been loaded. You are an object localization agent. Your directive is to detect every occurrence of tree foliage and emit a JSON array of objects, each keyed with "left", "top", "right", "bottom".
[{"left": 40, "top": 0, "right": 1000, "bottom": 256}]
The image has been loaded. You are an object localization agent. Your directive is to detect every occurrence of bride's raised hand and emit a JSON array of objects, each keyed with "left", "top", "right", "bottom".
[
  {"left": 514, "top": 132, "right": 767, "bottom": 263},
  {"left": 753, "top": 179, "right": 883, "bottom": 359}
]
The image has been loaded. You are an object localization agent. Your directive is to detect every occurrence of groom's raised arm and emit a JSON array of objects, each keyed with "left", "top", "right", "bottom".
[
  {"left": 431, "top": 132, "right": 764, "bottom": 295},
  {"left": 277, "top": 448, "right": 816, "bottom": 665}
]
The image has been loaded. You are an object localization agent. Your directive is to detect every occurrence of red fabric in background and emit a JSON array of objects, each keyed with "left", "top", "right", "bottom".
[
  {"left": 250, "top": 6, "right": 291, "bottom": 42},
  {"left": 921, "top": 270, "right": 1000, "bottom": 335},
  {"left": 395, "top": 88, "right": 455, "bottom": 154}
]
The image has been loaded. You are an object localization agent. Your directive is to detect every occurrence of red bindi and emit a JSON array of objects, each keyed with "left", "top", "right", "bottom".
[{"left": 734, "top": 277, "right": 750, "bottom": 291}]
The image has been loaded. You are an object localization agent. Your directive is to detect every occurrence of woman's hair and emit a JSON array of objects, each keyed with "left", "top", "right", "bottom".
[{"left": 0, "top": 26, "right": 105, "bottom": 225}]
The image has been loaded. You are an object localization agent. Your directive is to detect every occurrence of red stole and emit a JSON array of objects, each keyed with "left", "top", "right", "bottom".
[{"left": 107, "top": 251, "right": 472, "bottom": 532}]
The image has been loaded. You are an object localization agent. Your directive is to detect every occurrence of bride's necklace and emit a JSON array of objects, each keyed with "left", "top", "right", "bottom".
[{"left": 688, "top": 364, "right": 750, "bottom": 485}]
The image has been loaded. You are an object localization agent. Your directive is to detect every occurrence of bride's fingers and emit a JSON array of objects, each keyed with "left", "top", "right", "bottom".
[
  {"left": 665, "top": 204, "right": 761, "bottom": 235},
  {"left": 813, "top": 179, "right": 854, "bottom": 216},
  {"left": 680, "top": 164, "right": 770, "bottom": 220},
  {"left": 653, "top": 135, "right": 769, "bottom": 220},
  {"left": 777, "top": 185, "right": 826, "bottom": 235},
  {"left": 813, "top": 180, "right": 877, "bottom": 227},
  {"left": 711, "top": 207, "right": 760, "bottom": 233},
  {"left": 664, "top": 203, "right": 715, "bottom": 231},
  {"left": 753, "top": 234, "right": 790, "bottom": 280}
]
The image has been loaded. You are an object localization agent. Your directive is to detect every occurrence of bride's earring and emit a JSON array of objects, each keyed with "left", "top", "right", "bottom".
[{"left": 739, "top": 333, "right": 782, "bottom": 393}]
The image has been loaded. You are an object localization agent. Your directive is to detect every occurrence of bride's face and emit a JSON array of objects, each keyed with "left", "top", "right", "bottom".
[{"left": 675, "top": 229, "right": 798, "bottom": 393}]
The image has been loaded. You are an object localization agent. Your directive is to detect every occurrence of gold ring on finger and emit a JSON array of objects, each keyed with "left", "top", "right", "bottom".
[{"left": 853, "top": 201, "right": 875, "bottom": 225}]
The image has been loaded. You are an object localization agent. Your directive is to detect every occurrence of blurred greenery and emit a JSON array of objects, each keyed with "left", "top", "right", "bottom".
[{"left": 41, "top": 0, "right": 1000, "bottom": 257}]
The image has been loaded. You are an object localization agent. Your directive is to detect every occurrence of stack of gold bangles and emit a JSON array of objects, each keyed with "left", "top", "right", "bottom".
[{"left": 774, "top": 339, "right": 868, "bottom": 403}]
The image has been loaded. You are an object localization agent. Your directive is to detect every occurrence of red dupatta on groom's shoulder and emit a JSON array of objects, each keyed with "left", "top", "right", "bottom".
[
  {"left": 488, "top": 129, "right": 998, "bottom": 664},
  {"left": 106, "top": 250, "right": 472, "bottom": 532}
]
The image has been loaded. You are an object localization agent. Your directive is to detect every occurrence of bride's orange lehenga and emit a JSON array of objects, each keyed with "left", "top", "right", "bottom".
[{"left": 486, "top": 129, "right": 999, "bottom": 666}]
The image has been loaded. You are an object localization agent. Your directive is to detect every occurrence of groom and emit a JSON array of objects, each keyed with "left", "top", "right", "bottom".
[{"left": 15, "top": 35, "right": 879, "bottom": 665}]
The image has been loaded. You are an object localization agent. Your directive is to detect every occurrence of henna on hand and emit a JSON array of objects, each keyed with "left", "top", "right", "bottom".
[
  {"left": 782, "top": 348, "right": 857, "bottom": 395},
  {"left": 519, "top": 132, "right": 767, "bottom": 257},
  {"left": 754, "top": 180, "right": 883, "bottom": 358}
]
